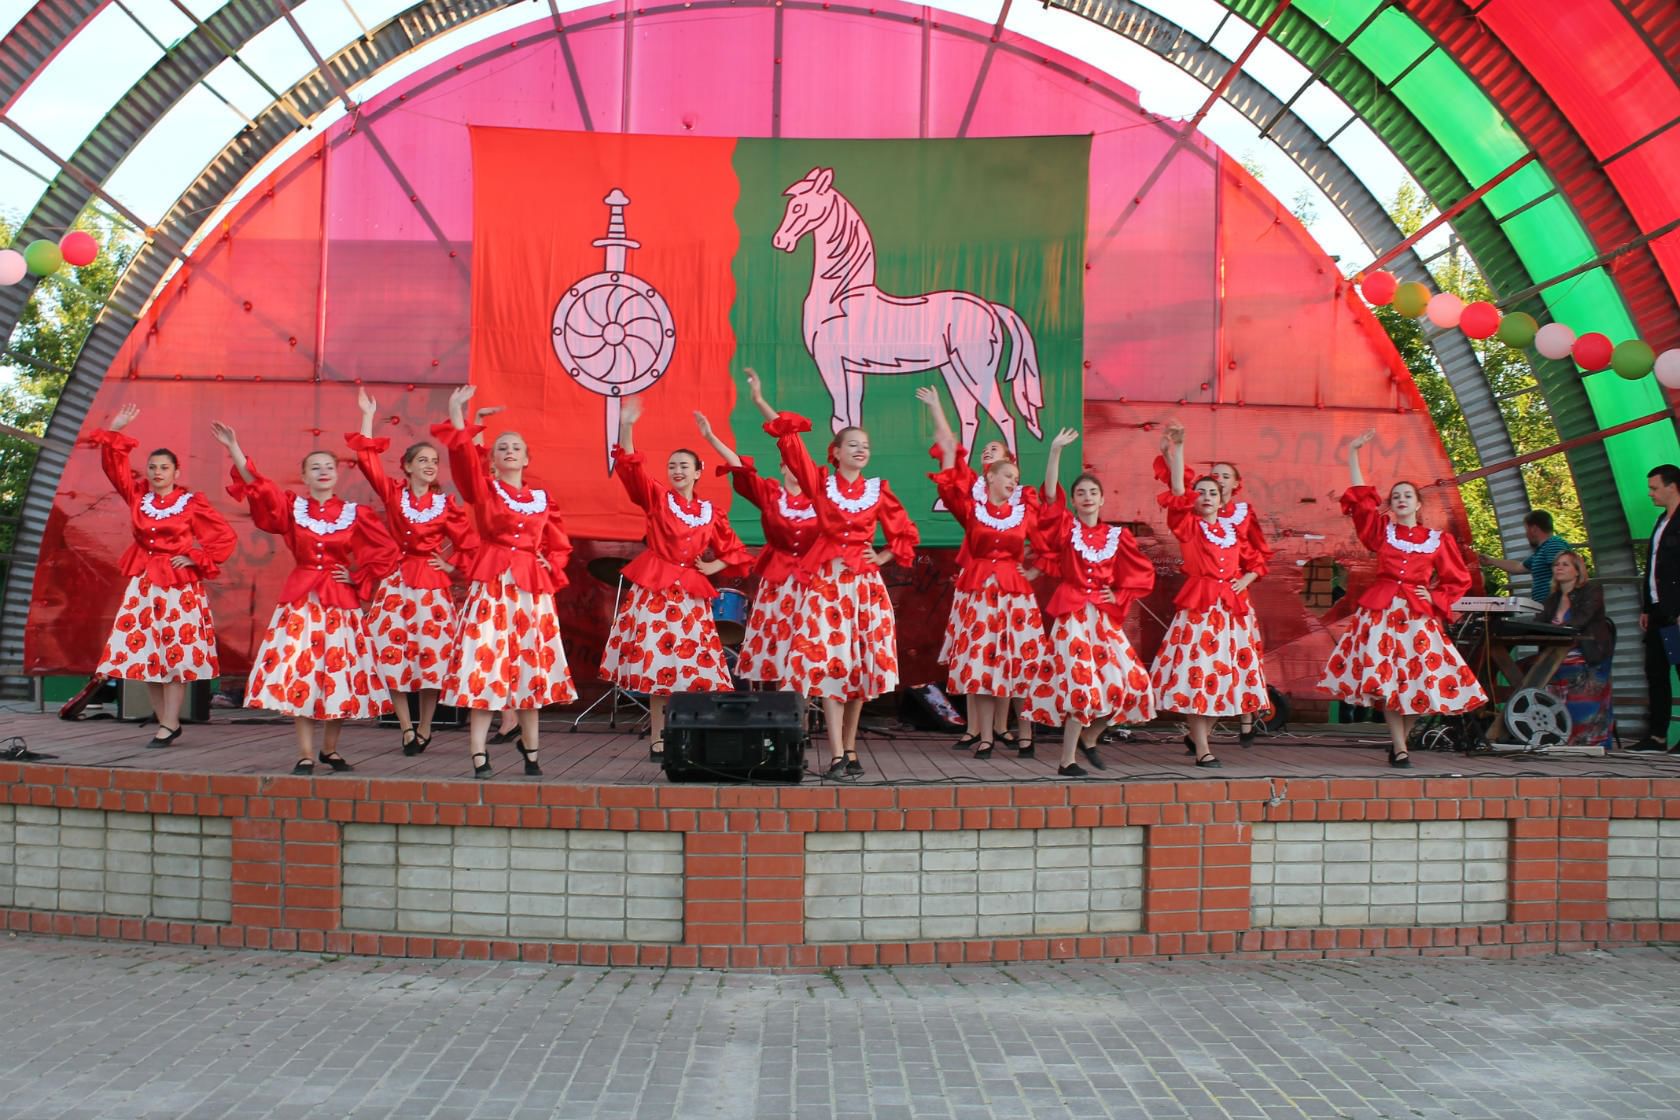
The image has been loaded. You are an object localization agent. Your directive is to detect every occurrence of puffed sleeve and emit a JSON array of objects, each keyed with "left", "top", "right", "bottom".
[
  {"left": 352, "top": 506, "right": 402, "bottom": 602},
  {"left": 443, "top": 499, "right": 479, "bottom": 571},
  {"left": 1339, "top": 486, "right": 1386, "bottom": 553},
  {"left": 432, "top": 421, "right": 488, "bottom": 508},
  {"left": 226, "top": 459, "right": 291, "bottom": 535},
  {"left": 185, "top": 494, "right": 237, "bottom": 580},
  {"left": 929, "top": 443, "right": 978, "bottom": 488},
  {"left": 1034, "top": 491, "right": 1070, "bottom": 580},
  {"left": 875, "top": 481, "right": 920, "bottom": 568},
  {"left": 766, "top": 412, "right": 822, "bottom": 500},
  {"left": 610, "top": 445, "right": 658, "bottom": 510},
  {"left": 1430, "top": 534, "right": 1473, "bottom": 621},
  {"left": 1242, "top": 515, "right": 1274, "bottom": 579},
  {"left": 708, "top": 513, "right": 754, "bottom": 578},
  {"left": 345, "top": 432, "right": 396, "bottom": 503},
  {"left": 928, "top": 465, "right": 975, "bottom": 528},
  {"left": 540, "top": 509, "right": 572, "bottom": 591},
  {"left": 87, "top": 428, "right": 140, "bottom": 503},
  {"left": 720, "top": 455, "right": 777, "bottom": 511},
  {"left": 1150, "top": 452, "right": 1194, "bottom": 492},
  {"left": 1112, "top": 530, "right": 1156, "bottom": 609},
  {"left": 1158, "top": 487, "right": 1197, "bottom": 542}
]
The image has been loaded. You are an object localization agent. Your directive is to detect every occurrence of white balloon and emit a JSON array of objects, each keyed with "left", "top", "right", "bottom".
[
  {"left": 1535, "top": 322, "right": 1576, "bottom": 361},
  {"left": 1426, "top": 292, "right": 1463, "bottom": 329},
  {"left": 1655, "top": 349, "right": 1680, "bottom": 389},
  {"left": 0, "top": 249, "right": 25, "bottom": 286}
]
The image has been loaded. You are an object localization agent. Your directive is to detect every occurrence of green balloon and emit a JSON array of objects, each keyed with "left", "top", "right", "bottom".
[
  {"left": 1392, "top": 281, "right": 1430, "bottom": 318},
  {"left": 1612, "top": 339, "right": 1655, "bottom": 380},
  {"left": 23, "top": 239, "right": 62, "bottom": 277},
  {"left": 1497, "top": 311, "right": 1538, "bottom": 348}
]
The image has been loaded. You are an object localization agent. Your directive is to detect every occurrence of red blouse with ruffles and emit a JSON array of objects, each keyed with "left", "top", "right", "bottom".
[
  {"left": 436, "top": 423, "right": 571, "bottom": 595},
  {"left": 719, "top": 455, "right": 820, "bottom": 585},
  {"left": 767, "top": 412, "right": 919, "bottom": 574},
  {"left": 1159, "top": 488, "right": 1260, "bottom": 612},
  {"left": 1037, "top": 493, "right": 1155, "bottom": 622},
  {"left": 611, "top": 446, "right": 752, "bottom": 599},
  {"left": 227, "top": 460, "right": 399, "bottom": 609},
  {"left": 929, "top": 464, "right": 1040, "bottom": 594},
  {"left": 345, "top": 432, "right": 479, "bottom": 590},
  {"left": 88, "top": 428, "right": 235, "bottom": 588},
  {"left": 1341, "top": 485, "right": 1471, "bottom": 623},
  {"left": 1151, "top": 453, "right": 1273, "bottom": 577}
]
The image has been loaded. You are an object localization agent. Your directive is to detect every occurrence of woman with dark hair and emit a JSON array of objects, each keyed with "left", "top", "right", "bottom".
[
  {"left": 1540, "top": 549, "right": 1616, "bottom": 749},
  {"left": 600, "top": 397, "right": 753, "bottom": 761},
  {"left": 88, "top": 404, "right": 237, "bottom": 746},
  {"left": 1319, "top": 429, "right": 1487, "bottom": 766},
  {"left": 211, "top": 421, "right": 399, "bottom": 774},
  {"left": 348, "top": 388, "right": 479, "bottom": 755},
  {"left": 1149, "top": 424, "right": 1270, "bottom": 768},
  {"left": 437, "top": 385, "right": 577, "bottom": 778},
  {"left": 755, "top": 369, "right": 920, "bottom": 778}
]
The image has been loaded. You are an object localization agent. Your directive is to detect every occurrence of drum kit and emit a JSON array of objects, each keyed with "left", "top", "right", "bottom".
[{"left": 569, "top": 553, "right": 754, "bottom": 732}]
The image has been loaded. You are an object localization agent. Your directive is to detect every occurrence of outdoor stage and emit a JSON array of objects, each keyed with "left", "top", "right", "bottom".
[{"left": 4, "top": 711, "right": 1680, "bottom": 970}]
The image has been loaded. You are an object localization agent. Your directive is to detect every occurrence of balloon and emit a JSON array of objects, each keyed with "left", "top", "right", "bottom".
[
  {"left": 1572, "top": 331, "right": 1613, "bottom": 371},
  {"left": 1497, "top": 311, "right": 1538, "bottom": 348},
  {"left": 1611, "top": 339, "right": 1655, "bottom": 380},
  {"left": 1655, "top": 349, "right": 1680, "bottom": 389},
  {"left": 1459, "top": 301, "right": 1500, "bottom": 340},
  {"left": 1360, "top": 270, "right": 1397, "bottom": 305},
  {"left": 1392, "top": 281, "right": 1430, "bottom": 318},
  {"left": 0, "top": 250, "right": 25, "bottom": 286},
  {"left": 1426, "top": 292, "right": 1464, "bottom": 329},
  {"left": 58, "top": 230, "right": 97, "bottom": 267},
  {"left": 1535, "top": 322, "right": 1576, "bottom": 361},
  {"left": 23, "top": 239, "right": 62, "bottom": 276}
]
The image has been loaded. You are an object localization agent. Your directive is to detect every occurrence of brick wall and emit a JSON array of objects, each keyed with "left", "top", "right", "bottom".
[{"left": 1, "top": 762, "right": 1678, "bottom": 968}]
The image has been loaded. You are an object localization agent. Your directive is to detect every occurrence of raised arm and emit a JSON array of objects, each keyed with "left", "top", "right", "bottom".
[
  {"left": 1042, "top": 426, "right": 1078, "bottom": 500},
  {"left": 694, "top": 410, "right": 743, "bottom": 469},
  {"left": 91, "top": 403, "right": 141, "bottom": 501},
  {"left": 210, "top": 420, "right": 255, "bottom": 486},
  {"left": 1161, "top": 420, "right": 1186, "bottom": 497},
  {"left": 743, "top": 367, "right": 777, "bottom": 423},
  {"left": 612, "top": 396, "right": 659, "bottom": 509},
  {"left": 915, "top": 386, "right": 957, "bottom": 455},
  {"left": 347, "top": 388, "right": 395, "bottom": 497},
  {"left": 1348, "top": 428, "right": 1373, "bottom": 489}
]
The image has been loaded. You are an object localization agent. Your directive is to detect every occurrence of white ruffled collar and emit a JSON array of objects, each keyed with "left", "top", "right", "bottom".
[
  {"left": 1071, "top": 519, "right": 1122, "bottom": 563},
  {"left": 493, "top": 478, "right": 547, "bottom": 515},
  {"left": 1197, "top": 515, "right": 1236, "bottom": 549},
  {"left": 777, "top": 488, "right": 815, "bottom": 522},
  {"left": 139, "top": 490, "right": 192, "bottom": 520},
  {"left": 400, "top": 487, "right": 445, "bottom": 524},
  {"left": 826, "top": 473, "right": 881, "bottom": 514},
  {"left": 1386, "top": 521, "right": 1441, "bottom": 554},
  {"left": 666, "top": 490, "right": 713, "bottom": 528},
  {"left": 293, "top": 495, "right": 356, "bottom": 535},
  {"left": 973, "top": 496, "right": 1025, "bottom": 532}
]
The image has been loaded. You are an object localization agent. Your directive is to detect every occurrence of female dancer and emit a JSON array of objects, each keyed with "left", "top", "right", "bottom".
[
  {"left": 917, "top": 386, "right": 1036, "bottom": 752},
  {"left": 755, "top": 369, "right": 919, "bottom": 777},
  {"left": 1155, "top": 422, "right": 1273, "bottom": 747},
  {"left": 349, "top": 388, "right": 479, "bottom": 755},
  {"left": 928, "top": 424, "right": 1049, "bottom": 761},
  {"left": 1028, "top": 428, "right": 1156, "bottom": 776},
  {"left": 1149, "top": 425, "right": 1270, "bottom": 768},
  {"left": 694, "top": 396, "right": 820, "bottom": 690},
  {"left": 599, "top": 398, "right": 752, "bottom": 760},
  {"left": 438, "top": 385, "right": 577, "bottom": 778},
  {"left": 1319, "top": 430, "right": 1486, "bottom": 766},
  {"left": 89, "top": 405, "right": 236, "bottom": 745},
  {"left": 211, "top": 422, "right": 398, "bottom": 774}
]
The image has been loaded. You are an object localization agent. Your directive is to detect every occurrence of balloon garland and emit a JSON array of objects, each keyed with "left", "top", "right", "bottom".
[
  {"left": 0, "top": 230, "right": 102, "bottom": 286},
  {"left": 1357, "top": 267, "right": 1680, "bottom": 388}
]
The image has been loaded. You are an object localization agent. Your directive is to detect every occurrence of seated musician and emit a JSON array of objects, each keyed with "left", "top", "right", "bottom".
[{"left": 1539, "top": 550, "right": 1615, "bottom": 748}]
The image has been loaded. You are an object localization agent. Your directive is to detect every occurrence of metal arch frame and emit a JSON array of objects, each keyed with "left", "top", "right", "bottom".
[{"left": 0, "top": 0, "right": 1635, "bottom": 682}]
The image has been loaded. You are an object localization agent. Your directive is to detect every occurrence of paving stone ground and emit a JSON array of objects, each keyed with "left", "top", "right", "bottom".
[{"left": 1, "top": 935, "right": 1677, "bottom": 1120}]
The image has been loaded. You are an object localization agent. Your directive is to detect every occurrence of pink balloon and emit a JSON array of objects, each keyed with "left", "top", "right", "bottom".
[
  {"left": 1360, "top": 270, "right": 1397, "bottom": 305},
  {"left": 1535, "top": 322, "right": 1576, "bottom": 361},
  {"left": 0, "top": 250, "right": 23, "bottom": 286},
  {"left": 1572, "top": 331, "right": 1613, "bottom": 371},
  {"left": 1426, "top": 292, "right": 1463, "bottom": 329},
  {"left": 58, "top": 230, "right": 98, "bottom": 267},
  {"left": 1655, "top": 349, "right": 1680, "bottom": 389},
  {"left": 1459, "top": 301, "right": 1500, "bottom": 339}
]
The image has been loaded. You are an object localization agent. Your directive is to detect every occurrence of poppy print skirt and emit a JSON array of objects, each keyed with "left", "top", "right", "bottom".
[
  {"left": 734, "top": 575, "right": 802, "bottom": 685},
  {"left": 365, "top": 577, "right": 457, "bottom": 692},
  {"left": 96, "top": 575, "right": 220, "bottom": 683},
  {"left": 787, "top": 559, "right": 899, "bottom": 702},
  {"left": 443, "top": 571, "right": 577, "bottom": 710},
  {"left": 1319, "top": 595, "right": 1487, "bottom": 715},
  {"left": 599, "top": 583, "right": 734, "bottom": 696},
  {"left": 1025, "top": 604, "right": 1155, "bottom": 726},
  {"left": 246, "top": 596, "right": 391, "bottom": 720},
  {"left": 942, "top": 584, "right": 1048, "bottom": 697},
  {"left": 1149, "top": 601, "right": 1270, "bottom": 717}
]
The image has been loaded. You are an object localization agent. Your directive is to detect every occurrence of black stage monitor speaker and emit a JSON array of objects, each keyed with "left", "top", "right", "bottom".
[{"left": 663, "top": 691, "right": 806, "bottom": 784}]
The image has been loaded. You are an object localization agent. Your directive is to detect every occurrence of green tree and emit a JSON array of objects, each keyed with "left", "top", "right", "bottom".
[{"left": 1368, "top": 182, "right": 1586, "bottom": 592}]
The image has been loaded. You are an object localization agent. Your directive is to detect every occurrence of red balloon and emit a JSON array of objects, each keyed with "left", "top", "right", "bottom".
[
  {"left": 1360, "top": 270, "right": 1398, "bottom": 305},
  {"left": 58, "top": 230, "right": 98, "bottom": 267},
  {"left": 1459, "top": 301, "right": 1500, "bottom": 339},
  {"left": 1573, "top": 331, "right": 1613, "bottom": 371}
]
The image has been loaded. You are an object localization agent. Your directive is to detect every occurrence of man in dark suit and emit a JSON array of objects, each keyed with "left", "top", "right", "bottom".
[{"left": 1632, "top": 463, "right": 1680, "bottom": 751}]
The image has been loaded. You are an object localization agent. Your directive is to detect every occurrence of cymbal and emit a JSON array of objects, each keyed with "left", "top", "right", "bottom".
[{"left": 586, "top": 555, "right": 631, "bottom": 585}]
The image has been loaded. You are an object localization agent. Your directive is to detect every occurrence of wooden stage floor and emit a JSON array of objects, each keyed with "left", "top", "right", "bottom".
[{"left": 8, "top": 710, "right": 1680, "bottom": 786}]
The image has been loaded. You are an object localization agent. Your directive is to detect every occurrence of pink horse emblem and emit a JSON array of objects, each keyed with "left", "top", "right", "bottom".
[{"left": 772, "top": 168, "right": 1045, "bottom": 455}]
